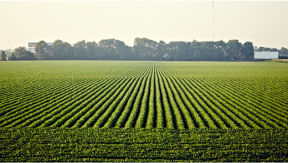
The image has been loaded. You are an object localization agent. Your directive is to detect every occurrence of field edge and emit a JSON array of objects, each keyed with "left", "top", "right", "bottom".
[{"left": 1, "top": 128, "right": 287, "bottom": 161}]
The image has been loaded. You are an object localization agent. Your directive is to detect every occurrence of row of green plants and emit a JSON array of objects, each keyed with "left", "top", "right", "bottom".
[
  {"left": 0, "top": 63, "right": 287, "bottom": 129},
  {"left": 0, "top": 79, "right": 102, "bottom": 127},
  {"left": 1, "top": 128, "right": 287, "bottom": 161},
  {"left": 9, "top": 78, "right": 113, "bottom": 128},
  {"left": 194, "top": 77, "right": 288, "bottom": 127}
]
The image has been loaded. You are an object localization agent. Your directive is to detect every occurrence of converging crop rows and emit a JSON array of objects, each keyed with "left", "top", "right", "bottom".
[{"left": 0, "top": 61, "right": 287, "bottom": 129}]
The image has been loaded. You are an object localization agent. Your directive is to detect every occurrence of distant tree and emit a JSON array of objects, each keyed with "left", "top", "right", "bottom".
[
  {"left": 99, "top": 39, "right": 131, "bottom": 60},
  {"left": 279, "top": 47, "right": 288, "bottom": 59},
  {"left": 35, "top": 41, "right": 52, "bottom": 59},
  {"left": 270, "top": 48, "right": 278, "bottom": 52},
  {"left": 85, "top": 41, "right": 100, "bottom": 59},
  {"left": 243, "top": 42, "right": 254, "bottom": 61},
  {"left": 8, "top": 53, "right": 16, "bottom": 60},
  {"left": 213, "top": 40, "right": 226, "bottom": 60},
  {"left": 73, "top": 40, "right": 87, "bottom": 59},
  {"left": 12, "top": 47, "right": 36, "bottom": 60},
  {"left": 215, "top": 40, "right": 225, "bottom": 48},
  {"left": 257, "top": 46, "right": 277, "bottom": 52},
  {"left": 199, "top": 41, "right": 218, "bottom": 61},
  {"left": 165, "top": 41, "right": 191, "bottom": 61},
  {"left": 0, "top": 51, "right": 6, "bottom": 61},
  {"left": 6, "top": 38, "right": 269, "bottom": 61},
  {"left": 72, "top": 41, "right": 101, "bottom": 59},
  {"left": 157, "top": 40, "right": 166, "bottom": 60},
  {"left": 224, "top": 40, "right": 244, "bottom": 60},
  {"left": 133, "top": 38, "right": 158, "bottom": 60},
  {"left": 257, "top": 47, "right": 267, "bottom": 51},
  {"left": 51, "top": 40, "right": 73, "bottom": 59},
  {"left": 189, "top": 41, "right": 201, "bottom": 60}
]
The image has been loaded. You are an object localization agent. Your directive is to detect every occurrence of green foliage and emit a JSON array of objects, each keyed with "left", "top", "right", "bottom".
[
  {"left": 35, "top": 41, "right": 51, "bottom": 59},
  {"left": 279, "top": 47, "right": 288, "bottom": 59},
  {"left": 0, "top": 61, "right": 287, "bottom": 129},
  {"left": 10, "top": 47, "right": 36, "bottom": 60},
  {"left": 0, "top": 50, "right": 6, "bottom": 61},
  {"left": 0, "top": 61, "right": 288, "bottom": 161},
  {"left": 98, "top": 39, "right": 131, "bottom": 60},
  {"left": 243, "top": 41, "right": 254, "bottom": 60},
  {"left": 257, "top": 46, "right": 278, "bottom": 52},
  {"left": 51, "top": 40, "right": 73, "bottom": 59},
  {"left": 14, "top": 38, "right": 279, "bottom": 61},
  {"left": 0, "top": 128, "right": 288, "bottom": 161}
]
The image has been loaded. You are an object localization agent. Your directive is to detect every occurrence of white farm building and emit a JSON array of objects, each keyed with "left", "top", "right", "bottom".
[
  {"left": 28, "top": 42, "right": 37, "bottom": 53},
  {"left": 28, "top": 42, "right": 52, "bottom": 53},
  {"left": 254, "top": 52, "right": 278, "bottom": 59}
]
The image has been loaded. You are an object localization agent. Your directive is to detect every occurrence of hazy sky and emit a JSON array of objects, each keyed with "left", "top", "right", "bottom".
[{"left": 0, "top": 1, "right": 288, "bottom": 49}]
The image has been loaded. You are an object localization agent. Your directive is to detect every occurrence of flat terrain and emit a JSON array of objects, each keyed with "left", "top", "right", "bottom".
[
  {"left": 1, "top": 128, "right": 287, "bottom": 161},
  {"left": 0, "top": 61, "right": 287, "bottom": 161},
  {"left": 271, "top": 59, "right": 288, "bottom": 62}
]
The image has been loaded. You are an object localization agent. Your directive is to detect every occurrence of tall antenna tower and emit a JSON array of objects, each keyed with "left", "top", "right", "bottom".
[{"left": 212, "top": 0, "right": 215, "bottom": 42}]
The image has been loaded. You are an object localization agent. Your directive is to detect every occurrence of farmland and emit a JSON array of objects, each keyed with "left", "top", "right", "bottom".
[{"left": 0, "top": 61, "right": 288, "bottom": 161}]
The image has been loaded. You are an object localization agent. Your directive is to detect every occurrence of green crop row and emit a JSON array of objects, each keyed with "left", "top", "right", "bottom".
[
  {"left": 1, "top": 128, "right": 288, "bottom": 161},
  {"left": 0, "top": 61, "right": 287, "bottom": 129}
]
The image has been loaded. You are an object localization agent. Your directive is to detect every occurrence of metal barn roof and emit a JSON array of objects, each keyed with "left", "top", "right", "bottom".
[{"left": 254, "top": 52, "right": 278, "bottom": 59}]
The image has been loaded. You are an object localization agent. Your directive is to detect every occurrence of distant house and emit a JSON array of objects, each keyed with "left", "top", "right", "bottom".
[
  {"left": 28, "top": 42, "right": 37, "bottom": 53},
  {"left": 254, "top": 52, "right": 278, "bottom": 59},
  {"left": 28, "top": 42, "right": 52, "bottom": 53}
]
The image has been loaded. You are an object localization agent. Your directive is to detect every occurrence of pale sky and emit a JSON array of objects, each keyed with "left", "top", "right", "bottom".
[{"left": 0, "top": 1, "right": 288, "bottom": 50}]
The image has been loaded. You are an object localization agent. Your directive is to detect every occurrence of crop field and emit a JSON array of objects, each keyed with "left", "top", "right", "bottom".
[
  {"left": 0, "top": 61, "right": 288, "bottom": 161},
  {"left": 1, "top": 128, "right": 288, "bottom": 161}
]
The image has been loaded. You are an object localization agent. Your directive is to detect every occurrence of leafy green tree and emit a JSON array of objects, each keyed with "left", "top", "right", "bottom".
[
  {"left": 73, "top": 40, "right": 87, "bottom": 59},
  {"left": 165, "top": 41, "right": 190, "bottom": 61},
  {"left": 7, "top": 38, "right": 268, "bottom": 61},
  {"left": 257, "top": 47, "right": 278, "bottom": 52},
  {"left": 99, "top": 39, "right": 130, "bottom": 60},
  {"left": 224, "top": 40, "right": 244, "bottom": 60},
  {"left": 157, "top": 40, "right": 166, "bottom": 60},
  {"left": 243, "top": 42, "right": 254, "bottom": 61},
  {"left": 0, "top": 51, "right": 6, "bottom": 61},
  {"left": 51, "top": 40, "right": 73, "bottom": 59},
  {"left": 12, "top": 47, "right": 36, "bottom": 60},
  {"left": 8, "top": 53, "right": 16, "bottom": 60},
  {"left": 279, "top": 47, "right": 288, "bottom": 59},
  {"left": 133, "top": 38, "right": 158, "bottom": 60},
  {"left": 35, "top": 41, "right": 52, "bottom": 59},
  {"left": 188, "top": 41, "right": 201, "bottom": 60},
  {"left": 85, "top": 41, "right": 100, "bottom": 59}
]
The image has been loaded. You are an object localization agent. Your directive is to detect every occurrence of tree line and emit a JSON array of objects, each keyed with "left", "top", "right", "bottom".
[{"left": 1, "top": 38, "right": 288, "bottom": 61}]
